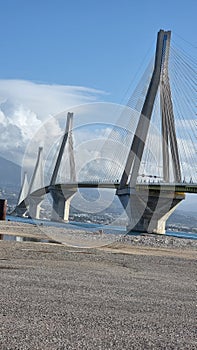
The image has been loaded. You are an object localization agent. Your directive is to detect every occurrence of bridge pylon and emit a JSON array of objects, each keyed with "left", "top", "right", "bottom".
[
  {"left": 27, "top": 146, "right": 44, "bottom": 219},
  {"left": 14, "top": 172, "right": 29, "bottom": 217},
  {"left": 13, "top": 147, "right": 44, "bottom": 219},
  {"left": 117, "top": 30, "right": 184, "bottom": 234},
  {"left": 49, "top": 112, "right": 76, "bottom": 222}
]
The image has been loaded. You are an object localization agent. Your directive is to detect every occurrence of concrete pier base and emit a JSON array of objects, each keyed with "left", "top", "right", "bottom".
[
  {"left": 50, "top": 188, "right": 76, "bottom": 222},
  {"left": 28, "top": 196, "right": 43, "bottom": 219},
  {"left": 14, "top": 206, "right": 28, "bottom": 217},
  {"left": 117, "top": 188, "right": 185, "bottom": 234}
]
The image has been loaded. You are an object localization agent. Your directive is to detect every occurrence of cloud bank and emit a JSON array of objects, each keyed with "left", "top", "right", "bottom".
[{"left": 0, "top": 79, "right": 105, "bottom": 164}]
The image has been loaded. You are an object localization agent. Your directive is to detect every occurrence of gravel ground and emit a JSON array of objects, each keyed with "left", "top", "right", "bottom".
[{"left": 0, "top": 230, "right": 196, "bottom": 350}]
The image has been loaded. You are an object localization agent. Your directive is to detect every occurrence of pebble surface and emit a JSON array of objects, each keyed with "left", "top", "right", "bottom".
[{"left": 0, "top": 222, "right": 196, "bottom": 349}]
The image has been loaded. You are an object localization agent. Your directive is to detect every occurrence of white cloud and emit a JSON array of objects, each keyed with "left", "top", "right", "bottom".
[
  {"left": 0, "top": 80, "right": 105, "bottom": 118},
  {"left": 0, "top": 79, "right": 106, "bottom": 164}
]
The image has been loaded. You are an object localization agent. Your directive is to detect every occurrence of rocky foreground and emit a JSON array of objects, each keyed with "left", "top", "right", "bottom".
[{"left": 0, "top": 222, "right": 196, "bottom": 349}]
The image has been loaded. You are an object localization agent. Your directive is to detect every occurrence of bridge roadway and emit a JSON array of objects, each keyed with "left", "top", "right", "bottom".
[
  {"left": 23, "top": 181, "right": 197, "bottom": 199},
  {"left": 15, "top": 182, "right": 196, "bottom": 217}
]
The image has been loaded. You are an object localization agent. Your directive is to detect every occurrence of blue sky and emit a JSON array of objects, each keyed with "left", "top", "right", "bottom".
[
  {"left": 0, "top": 0, "right": 196, "bottom": 212},
  {"left": 0, "top": 0, "right": 196, "bottom": 103}
]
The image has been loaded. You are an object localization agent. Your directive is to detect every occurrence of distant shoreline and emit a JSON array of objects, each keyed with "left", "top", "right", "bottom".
[{"left": 0, "top": 221, "right": 196, "bottom": 252}]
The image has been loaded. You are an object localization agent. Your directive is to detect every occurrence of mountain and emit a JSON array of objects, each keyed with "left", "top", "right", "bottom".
[
  {"left": 0, "top": 156, "right": 21, "bottom": 187},
  {"left": 167, "top": 210, "right": 197, "bottom": 227},
  {"left": 177, "top": 194, "right": 197, "bottom": 214}
]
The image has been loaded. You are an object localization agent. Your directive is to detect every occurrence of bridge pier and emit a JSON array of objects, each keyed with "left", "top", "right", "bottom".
[
  {"left": 28, "top": 196, "right": 43, "bottom": 219},
  {"left": 50, "top": 187, "right": 76, "bottom": 222},
  {"left": 14, "top": 205, "right": 28, "bottom": 217},
  {"left": 117, "top": 188, "right": 185, "bottom": 234}
]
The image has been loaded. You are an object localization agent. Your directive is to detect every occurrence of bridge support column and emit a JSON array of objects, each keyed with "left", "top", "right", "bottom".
[
  {"left": 28, "top": 196, "right": 43, "bottom": 219},
  {"left": 14, "top": 205, "right": 28, "bottom": 217},
  {"left": 117, "top": 188, "right": 185, "bottom": 234},
  {"left": 50, "top": 188, "right": 76, "bottom": 222}
]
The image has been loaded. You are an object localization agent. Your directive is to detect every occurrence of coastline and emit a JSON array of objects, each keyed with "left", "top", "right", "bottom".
[{"left": 1, "top": 220, "right": 197, "bottom": 247}]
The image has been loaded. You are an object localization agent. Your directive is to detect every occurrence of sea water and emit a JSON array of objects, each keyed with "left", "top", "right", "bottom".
[{"left": 4, "top": 215, "right": 197, "bottom": 241}]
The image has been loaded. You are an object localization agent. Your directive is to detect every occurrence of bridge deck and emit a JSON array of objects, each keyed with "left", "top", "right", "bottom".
[
  {"left": 30, "top": 182, "right": 197, "bottom": 197},
  {"left": 55, "top": 182, "right": 197, "bottom": 193},
  {"left": 15, "top": 182, "right": 196, "bottom": 210}
]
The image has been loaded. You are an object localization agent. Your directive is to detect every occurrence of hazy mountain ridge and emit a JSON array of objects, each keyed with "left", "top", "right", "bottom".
[
  {"left": 0, "top": 155, "right": 21, "bottom": 186},
  {"left": 167, "top": 210, "right": 197, "bottom": 229}
]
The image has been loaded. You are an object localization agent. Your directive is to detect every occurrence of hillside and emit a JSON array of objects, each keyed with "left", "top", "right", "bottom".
[{"left": 0, "top": 156, "right": 21, "bottom": 187}]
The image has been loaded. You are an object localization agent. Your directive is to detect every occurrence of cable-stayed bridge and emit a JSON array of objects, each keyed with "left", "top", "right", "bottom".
[{"left": 13, "top": 30, "right": 197, "bottom": 234}]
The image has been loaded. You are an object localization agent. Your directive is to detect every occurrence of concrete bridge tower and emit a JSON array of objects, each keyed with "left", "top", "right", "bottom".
[
  {"left": 28, "top": 146, "right": 44, "bottom": 219},
  {"left": 13, "top": 147, "right": 44, "bottom": 218},
  {"left": 117, "top": 30, "right": 184, "bottom": 234},
  {"left": 14, "top": 172, "right": 29, "bottom": 217},
  {"left": 49, "top": 112, "right": 77, "bottom": 222}
]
